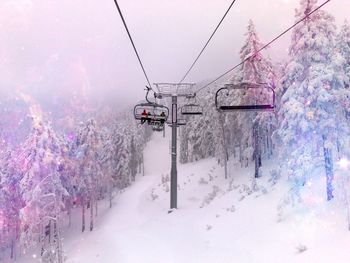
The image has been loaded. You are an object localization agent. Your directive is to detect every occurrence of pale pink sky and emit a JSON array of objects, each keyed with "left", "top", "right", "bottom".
[{"left": 0, "top": 0, "right": 348, "bottom": 109}]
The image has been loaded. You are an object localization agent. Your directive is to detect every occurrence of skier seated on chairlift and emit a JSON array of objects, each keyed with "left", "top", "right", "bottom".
[
  {"left": 159, "top": 111, "right": 166, "bottom": 123},
  {"left": 141, "top": 109, "right": 148, "bottom": 124}
]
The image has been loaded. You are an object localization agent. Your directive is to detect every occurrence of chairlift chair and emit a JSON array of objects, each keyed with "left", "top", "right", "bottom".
[
  {"left": 181, "top": 93, "right": 203, "bottom": 116},
  {"left": 215, "top": 82, "right": 275, "bottom": 112},
  {"left": 181, "top": 103, "right": 203, "bottom": 115},
  {"left": 134, "top": 102, "right": 169, "bottom": 125},
  {"left": 152, "top": 122, "right": 164, "bottom": 132}
]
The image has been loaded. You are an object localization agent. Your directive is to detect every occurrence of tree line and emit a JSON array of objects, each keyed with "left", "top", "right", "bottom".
[{"left": 0, "top": 110, "right": 151, "bottom": 262}]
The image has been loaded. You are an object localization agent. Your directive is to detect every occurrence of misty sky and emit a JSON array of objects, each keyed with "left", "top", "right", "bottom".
[{"left": 0, "top": 0, "right": 348, "bottom": 111}]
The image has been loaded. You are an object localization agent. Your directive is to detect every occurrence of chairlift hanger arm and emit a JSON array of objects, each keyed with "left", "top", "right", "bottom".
[
  {"left": 145, "top": 86, "right": 157, "bottom": 104},
  {"left": 215, "top": 87, "right": 229, "bottom": 111}
]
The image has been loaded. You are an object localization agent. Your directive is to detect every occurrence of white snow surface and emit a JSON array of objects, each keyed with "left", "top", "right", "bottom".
[{"left": 19, "top": 128, "right": 350, "bottom": 263}]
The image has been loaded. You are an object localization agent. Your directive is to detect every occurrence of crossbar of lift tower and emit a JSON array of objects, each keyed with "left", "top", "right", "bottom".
[{"left": 154, "top": 83, "right": 195, "bottom": 98}]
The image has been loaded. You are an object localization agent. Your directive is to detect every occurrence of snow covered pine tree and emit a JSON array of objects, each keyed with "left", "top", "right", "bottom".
[
  {"left": 18, "top": 120, "right": 66, "bottom": 263},
  {"left": 277, "top": 0, "right": 348, "bottom": 201}
]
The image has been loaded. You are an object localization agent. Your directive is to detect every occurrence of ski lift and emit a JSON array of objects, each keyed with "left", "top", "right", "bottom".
[
  {"left": 134, "top": 102, "right": 169, "bottom": 124},
  {"left": 215, "top": 82, "right": 275, "bottom": 111},
  {"left": 181, "top": 94, "right": 203, "bottom": 115},
  {"left": 152, "top": 122, "right": 164, "bottom": 132},
  {"left": 181, "top": 103, "right": 203, "bottom": 115},
  {"left": 134, "top": 86, "right": 169, "bottom": 125}
]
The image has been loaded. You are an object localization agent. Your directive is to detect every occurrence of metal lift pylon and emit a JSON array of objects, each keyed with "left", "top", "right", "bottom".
[{"left": 154, "top": 83, "right": 195, "bottom": 211}]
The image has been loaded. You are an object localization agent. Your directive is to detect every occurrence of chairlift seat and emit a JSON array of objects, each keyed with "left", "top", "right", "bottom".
[
  {"left": 219, "top": 104, "right": 274, "bottom": 111},
  {"left": 215, "top": 83, "right": 275, "bottom": 112}
]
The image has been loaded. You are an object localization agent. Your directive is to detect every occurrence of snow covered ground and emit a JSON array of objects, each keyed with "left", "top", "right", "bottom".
[{"left": 19, "top": 128, "right": 350, "bottom": 263}]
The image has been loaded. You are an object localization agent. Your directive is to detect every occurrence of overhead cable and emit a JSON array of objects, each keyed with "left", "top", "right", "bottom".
[
  {"left": 179, "top": 0, "right": 238, "bottom": 83},
  {"left": 112, "top": 0, "right": 154, "bottom": 91},
  {"left": 195, "top": 0, "right": 331, "bottom": 94}
]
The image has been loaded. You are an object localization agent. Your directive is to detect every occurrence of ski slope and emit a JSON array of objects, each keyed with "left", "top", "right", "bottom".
[{"left": 19, "top": 128, "right": 350, "bottom": 263}]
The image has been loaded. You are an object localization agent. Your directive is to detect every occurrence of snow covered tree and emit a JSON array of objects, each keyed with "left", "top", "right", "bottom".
[
  {"left": 129, "top": 136, "right": 138, "bottom": 182},
  {"left": 74, "top": 118, "right": 102, "bottom": 232},
  {"left": 110, "top": 111, "right": 150, "bottom": 188},
  {"left": 56, "top": 133, "right": 77, "bottom": 228},
  {"left": 234, "top": 20, "right": 274, "bottom": 84},
  {"left": 18, "top": 120, "right": 66, "bottom": 263},
  {"left": 336, "top": 20, "right": 350, "bottom": 89},
  {"left": 335, "top": 20, "right": 350, "bottom": 121},
  {"left": 183, "top": 90, "right": 216, "bottom": 163},
  {"left": 99, "top": 127, "right": 116, "bottom": 208},
  {"left": 277, "top": 0, "right": 347, "bottom": 201},
  {"left": 180, "top": 124, "right": 189, "bottom": 164},
  {"left": 215, "top": 113, "right": 229, "bottom": 178},
  {"left": 0, "top": 147, "right": 23, "bottom": 260},
  {"left": 130, "top": 119, "right": 151, "bottom": 175},
  {"left": 113, "top": 124, "right": 134, "bottom": 188},
  {"left": 229, "top": 19, "right": 275, "bottom": 176},
  {"left": 179, "top": 86, "right": 228, "bottom": 178}
]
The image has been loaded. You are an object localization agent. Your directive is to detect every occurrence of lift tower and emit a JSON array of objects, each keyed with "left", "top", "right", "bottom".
[{"left": 154, "top": 83, "right": 195, "bottom": 210}]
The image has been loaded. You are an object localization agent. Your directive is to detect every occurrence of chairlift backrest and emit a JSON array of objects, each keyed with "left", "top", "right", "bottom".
[{"left": 215, "top": 82, "right": 275, "bottom": 112}]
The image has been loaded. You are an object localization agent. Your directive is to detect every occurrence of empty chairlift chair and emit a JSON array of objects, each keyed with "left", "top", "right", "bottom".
[
  {"left": 181, "top": 94, "right": 203, "bottom": 116},
  {"left": 215, "top": 82, "right": 275, "bottom": 112},
  {"left": 181, "top": 104, "right": 203, "bottom": 115}
]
